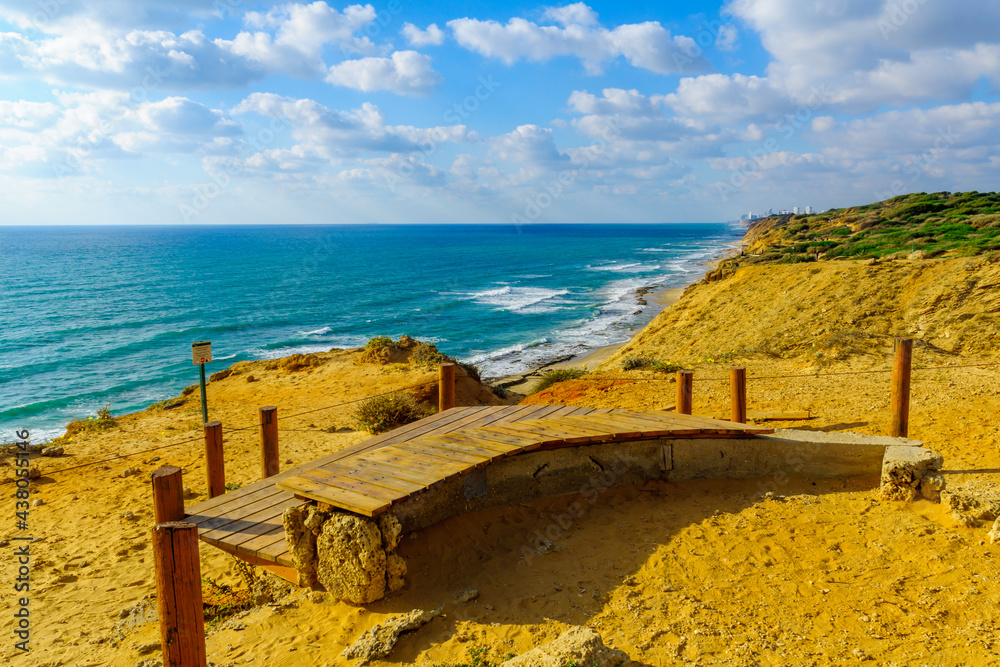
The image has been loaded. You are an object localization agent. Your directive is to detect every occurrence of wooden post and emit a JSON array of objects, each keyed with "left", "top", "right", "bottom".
[
  {"left": 151, "top": 466, "right": 184, "bottom": 524},
  {"left": 730, "top": 367, "right": 747, "bottom": 424},
  {"left": 676, "top": 370, "right": 693, "bottom": 415},
  {"left": 153, "top": 521, "right": 207, "bottom": 667},
  {"left": 890, "top": 338, "right": 913, "bottom": 438},
  {"left": 259, "top": 406, "right": 279, "bottom": 479},
  {"left": 439, "top": 363, "right": 456, "bottom": 412},
  {"left": 203, "top": 421, "right": 225, "bottom": 499}
]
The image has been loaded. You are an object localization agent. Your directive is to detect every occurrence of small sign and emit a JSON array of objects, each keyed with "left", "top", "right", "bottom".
[{"left": 192, "top": 341, "right": 212, "bottom": 365}]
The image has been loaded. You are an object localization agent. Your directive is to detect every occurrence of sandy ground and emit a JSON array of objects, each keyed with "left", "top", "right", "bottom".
[{"left": 3, "top": 261, "right": 1000, "bottom": 666}]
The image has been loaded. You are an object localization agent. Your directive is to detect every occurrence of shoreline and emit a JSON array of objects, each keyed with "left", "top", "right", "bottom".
[{"left": 495, "top": 238, "right": 744, "bottom": 394}]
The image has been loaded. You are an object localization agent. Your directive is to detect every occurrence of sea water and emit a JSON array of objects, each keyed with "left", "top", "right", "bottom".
[{"left": 0, "top": 223, "right": 742, "bottom": 441}]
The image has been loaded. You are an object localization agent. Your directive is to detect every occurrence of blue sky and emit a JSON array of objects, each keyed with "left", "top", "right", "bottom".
[{"left": 1, "top": 0, "right": 998, "bottom": 224}]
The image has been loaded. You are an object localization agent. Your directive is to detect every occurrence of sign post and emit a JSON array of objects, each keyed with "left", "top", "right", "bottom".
[{"left": 192, "top": 341, "right": 212, "bottom": 425}]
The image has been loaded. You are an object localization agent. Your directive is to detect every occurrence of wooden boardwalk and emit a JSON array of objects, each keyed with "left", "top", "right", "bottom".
[{"left": 184, "top": 405, "right": 772, "bottom": 573}]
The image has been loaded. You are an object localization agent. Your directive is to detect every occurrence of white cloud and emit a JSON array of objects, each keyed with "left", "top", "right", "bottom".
[
  {"left": 541, "top": 3, "right": 599, "bottom": 27},
  {"left": 448, "top": 5, "right": 710, "bottom": 75},
  {"left": 401, "top": 23, "right": 445, "bottom": 47},
  {"left": 715, "top": 23, "right": 738, "bottom": 51},
  {"left": 325, "top": 51, "right": 442, "bottom": 95}
]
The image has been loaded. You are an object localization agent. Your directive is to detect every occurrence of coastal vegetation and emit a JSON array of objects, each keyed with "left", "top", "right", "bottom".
[
  {"left": 735, "top": 191, "right": 1000, "bottom": 266},
  {"left": 352, "top": 392, "right": 431, "bottom": 434},
  {"left": 532, "top": 368, "right": 587, "bottom": 393}
]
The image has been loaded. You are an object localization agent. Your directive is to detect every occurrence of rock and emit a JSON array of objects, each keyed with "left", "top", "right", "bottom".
[
  {"left": 990, "top": 519, "right": 1000, "bottom": 544},
  {"left": 501, "top": 626, "right": 630, "bottom": 667},
  {"left": 454, "top": 588, "right": 479, "bottom": 604},
  {"left": 879, "top": 446, "right": 944, "bottom": 502},
  {"left": 378, "top": 514, "right": 402, "bottom": 551},
  {"left": 182, "top": 486, "right": 198, "bottom": 499},
  {"left": 862, "top": 258, "right": 879, "bottom": 266},
  {"left": 41, "top": 446, "right": 64, "bottom": 457},
  {"left": 209, "top": 368, "right": 232, "bottom": 382},
  {"left": 386, "top": 553, "right": 407, "bottom": 593},
  {"left": 246, "top": 374, "right": 257, "bottom": 382},
  {"left": 28, "top": 466, "right": 41, "bottom": 480},
  {"left": 251, "top": 571, "right": 294, "bottom": 605},
  {"left": 342, "top": 605, "right": 444, "bottom": 663},
  {"left": 910, "top": 250, "right": 929, "bottom": 260},
  {"left": 316, "top": 513, "right": 387, "bottom": 604},
  {"left": 283, "top": 506, "right": 321, "bottom": 588},
  {"left": 942, "top": 491, "right": 1000, "bottom": 526},
  {"left": 122, "top": 468, "right": 140, "bottom": 478},
  {"left": 32, "top": 499, "right": 44, "bottom": 507},
  {"left": 920, "top": 472, "right": 947, "bottom": 502},
  {"left": 307, "top": 591, "right": 326, "bottom": 604}
]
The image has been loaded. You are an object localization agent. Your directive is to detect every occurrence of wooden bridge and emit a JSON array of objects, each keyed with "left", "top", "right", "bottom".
[{"left": 184, "top": 405, "right": 772, "bottom": 580}]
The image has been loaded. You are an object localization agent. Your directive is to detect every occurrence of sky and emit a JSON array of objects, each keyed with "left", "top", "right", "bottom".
[{"left": 0, "top": 0, "right": 998, "bottom": 225}]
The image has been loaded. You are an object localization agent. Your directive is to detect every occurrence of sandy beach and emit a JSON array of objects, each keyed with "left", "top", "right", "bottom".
[{"left": 3, "top": 252, "right": 1000, "bottom": 666}]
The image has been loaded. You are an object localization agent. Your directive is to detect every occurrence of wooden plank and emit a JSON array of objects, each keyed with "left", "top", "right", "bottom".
[
  {"left": 458, "top": 427, "right": 542, "bottom": 449},
  {"left": 628, "top": 409, "right": 773, "bottom": 432},
  {"left": 333, "top": 457, "right": 444, "bottom": 488},
  {"left": 309, "top": 461, "right": 428, "bottom": 494},
  {"left": 586, "top": 412, "right": 705, "bottom": 434},
  {"left": 235, "top": 524, "right": 287, "bottom": 556},
  {"left": 402, "top": 441, "right": 490, "bottom": 467},
  {"left": 605, "top": 411, "right": 723, "bottom": 433},
  {"left": 193, "top": 490, "right": 298, "bottom": 535},
  {"left": 423, "top": 433, "right": 525, "bottom": 456},
  {"left": 701, "top": 410, "right": 811, "bottom": 422},
  {"left": 186, "top": 486, "right": 289, "bottom": 526},
  {"left": 555, "top": 413, "right": 696, "bottom": 437},
  {"left": 510, "top": 418, "right": 626, "bottom": 442},
  {"left": 278, "top": 476, "right": 388, "bottom": 516},
  {"left": 536, "top": 416, "right": 620, "bottom": 436},
  {"left": 201, "top": 496, "right": 302, "bottom": 544},
  {"left": 417, "top": 435, "right": 516, "bottom": 459},
  {"left": 475, "top": 423, "right": 567, "bottom": 444},
  {"left": 364, "top": 447, "right": 470, "bottom": 477},
  {"left": 296, "top": 469, "right": 407, "bottom": 503},
  {"left": 498, "top": 404, "right": 572, "bottom": 425}
]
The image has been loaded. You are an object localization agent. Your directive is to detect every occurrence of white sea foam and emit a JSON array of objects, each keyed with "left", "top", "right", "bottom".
[
  {"left": 640, "top": 247, "right": 673, "bottom": 252},
  {"left": 300, "top": 326, "right": 332, "bottom": 336},
  {"left": 588, "top": 262, "right": 656, "bottom": 273},
  {"left": 470, "top": 286, "right": 570, "bottom": 313}
]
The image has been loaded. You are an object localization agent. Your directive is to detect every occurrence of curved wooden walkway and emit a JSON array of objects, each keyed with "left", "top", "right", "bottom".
[{"left": 184, "top": 405, "right": 771, "bottom": 576}]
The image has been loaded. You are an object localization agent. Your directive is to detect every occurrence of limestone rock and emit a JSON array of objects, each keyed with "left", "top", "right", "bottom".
[
  {"left": 989, "top": 518, "right": 1000, "bottom": 545},
  {"left": 378, "top": 514, "right": 402, "bottom": 551},
  {"left": 342, "top": 605, "right": 444, "bottom": 663},
  {"left": 501, "top": 626, "right": 630, "bottom": 667},
  {"left": 283, "top": 506, "right": 319, "bottom": 588},
  {"left": 920, "top": 472, "right": 947, "bottom": 502},
  {"left": 879, "top": 446, "right": 944, "bottom": 502},
  {"left": 942, "top": 491, "right": 1000, "bottom": 527},
  {"left": 316, "top": 513, "right": 386, "bottom": 604},
  {"left": 454, "top": 588, "right": 479, "bottom": 604},
  {"left": 386, "top": 553, "right": 407, "bottom": 593},
  {"left": 41, "top": 446, "right": 64, "bottom": 457},
  {"left": 251, "top": 571, "right": 294, "bottom": 605}
]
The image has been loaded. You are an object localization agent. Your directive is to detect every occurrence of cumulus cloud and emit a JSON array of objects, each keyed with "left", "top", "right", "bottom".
[
  {"left": 401, "top": 23, "right": 445, "bottom": 47},
  {"left": 0, "top": 2, "right": 378, "bottom": 89},
  {"left": 448, "top": 4, "right": 710, "bottom": 75},
  {"left": 325, "top": 51, "right": 442, "bottom": 95}
]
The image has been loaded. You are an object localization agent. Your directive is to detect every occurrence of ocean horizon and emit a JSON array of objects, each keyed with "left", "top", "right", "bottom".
[{"left": 2, "top": 222, "right": 742, "bottom": 442}]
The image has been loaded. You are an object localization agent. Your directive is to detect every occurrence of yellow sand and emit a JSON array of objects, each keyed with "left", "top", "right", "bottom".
[{"left": 3, "top": 259, "right": 1000, "bottom": 666}]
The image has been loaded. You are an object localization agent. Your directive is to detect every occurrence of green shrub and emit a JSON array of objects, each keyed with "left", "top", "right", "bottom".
[
  {"left": 360, "top": 336, "right": 396, "bottom": 364},
  {"left": 532, "top": 368, "right": 586, "bottom": 394},
  {"left": 621, "top": 357, "right": 682, "bottom": 373},
  {"left": 412, "top": 341, "right": 447, "bottom": 367},
  {"left": 352, "top": 392, "right": 430, "bottom": 434},
  {"left": 621, "top": 357, "right": 653, "bottom": 371}
]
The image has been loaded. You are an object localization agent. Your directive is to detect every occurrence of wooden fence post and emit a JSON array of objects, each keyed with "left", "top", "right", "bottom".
[
  {"left": 676, "top": 370, "right": 693, "bottom": 415},
  {"left": 203, "top": 421, "right": 225, "bottom": 498},
  {"left": 259, "top": 406, "right": 279, "bottom": 479},
  {"left": 730, "top": 367, "right": 747, "bottom": 424},
  {"left": 151, "top": 466, "right": 184, "bottom": 523},
  {"left": 153, "top": 521, "right": 207, "bottom": 667},
  {"left": 439, "top": 363, "right": 456, "bottom": 412},
  {"left": 890, "top": 338, "right": 913, "bottom": 438}
]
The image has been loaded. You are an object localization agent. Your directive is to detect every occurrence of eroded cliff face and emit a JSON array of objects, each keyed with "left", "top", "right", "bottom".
[{"left": 601, "top": 255, "right": 1000, "bottom": 368}]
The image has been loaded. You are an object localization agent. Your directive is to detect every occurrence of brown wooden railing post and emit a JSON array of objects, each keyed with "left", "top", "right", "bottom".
[
  {"left": 890, "top": 338, "right": 913, "bottom": 438},
  {"left": 676, "top": 370, "right": 693, "bottom": 415},
  {"left": 730, "top": 367, "right": 747, "bottom": 423},
  {"left": 151, "top": 465, "right": 184, "bottom": 523},
  {"left": 439, "top": 363, "right": 456, "bottom": 412},
  {"left": 259, "top": 406, "right": 279, "bottom": 479},
  {"left": 153, "top": 521, "right": 207, "bottom": 667},
  {"left": 203, "top": 421, "right": 225, "bottom": 498}
]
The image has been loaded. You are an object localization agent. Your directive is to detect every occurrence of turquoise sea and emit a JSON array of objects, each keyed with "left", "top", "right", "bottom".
[{"left": 0, "top": 223, "right": 741, "bottom": 442}]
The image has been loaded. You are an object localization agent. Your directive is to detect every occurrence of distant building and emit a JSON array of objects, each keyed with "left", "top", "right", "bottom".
[
  {"left": 806, "top": 205, "right": 814, "bottom": 214},
  {"left": 793, "top": 206, "right": 800, "bottom": 214}
]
